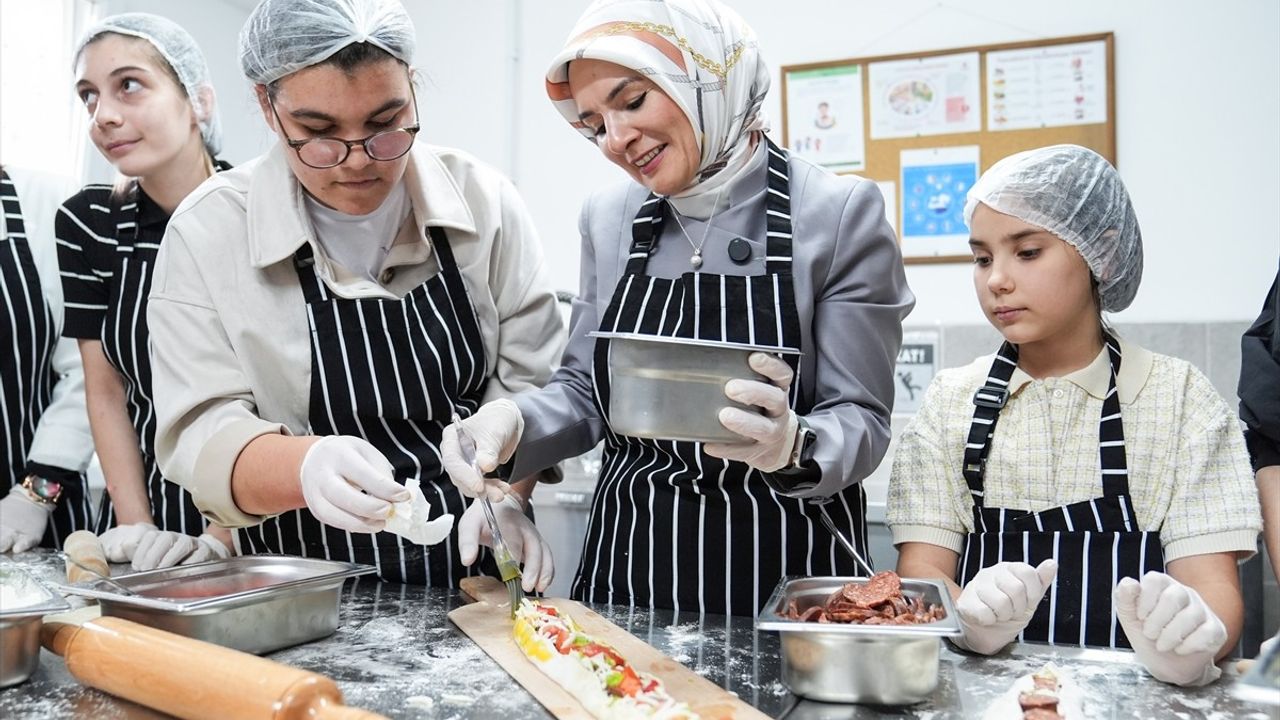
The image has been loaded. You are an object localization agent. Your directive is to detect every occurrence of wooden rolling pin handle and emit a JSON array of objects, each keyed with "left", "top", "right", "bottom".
[
  {"left": 41, "top": 616, "right": 389, "bottom": 720},
  {"left": 63, "top": 530, "right": 110, "bottom": 585}
]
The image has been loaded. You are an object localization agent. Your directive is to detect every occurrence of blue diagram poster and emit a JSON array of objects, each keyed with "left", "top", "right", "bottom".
[{"left": 899, "top": 146, "right": 979, "bottom": 258}]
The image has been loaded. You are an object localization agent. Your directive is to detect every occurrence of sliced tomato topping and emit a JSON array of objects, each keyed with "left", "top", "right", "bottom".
[
  {"left": 616, "top": 665, "right": 642, "bottom": 697},
  {"left": 542, "top": 626, "right": 573, "bottom": 654},
  {"left": 642, "top": 679, "right": 659, "bottom": 693},
  {"left": 579, "top": 643, "right": 625, "bottom": 667}
]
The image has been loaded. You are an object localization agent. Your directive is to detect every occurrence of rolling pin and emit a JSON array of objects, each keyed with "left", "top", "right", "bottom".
[
  {"left": 63, "top": 530, "right": 110, "bottom": 585},
  {"left": 41, "top": 616, "right": 386, "bottom": 720}
]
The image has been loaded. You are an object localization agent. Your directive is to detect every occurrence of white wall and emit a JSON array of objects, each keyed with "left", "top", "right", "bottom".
[{"left": 77, "top": 0, "right": 1280, "bottom": 323}]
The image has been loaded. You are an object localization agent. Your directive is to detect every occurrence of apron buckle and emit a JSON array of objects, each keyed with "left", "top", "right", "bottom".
[{"left": 972, "top": 385, "right": 1009, "bottom": 409}]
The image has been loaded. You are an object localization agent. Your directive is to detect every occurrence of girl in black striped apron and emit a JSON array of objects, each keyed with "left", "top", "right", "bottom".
[
  {"left": 0, "top": 167, "right": 95, "bottom": 552},
  {"left": 443, "top": 0, "right": 914, "bottom": 616},
  {"left": 889, "top": 145, "right": 1260, "bottom": 686},
  {"left": 147, "top": 0, "right": 561, "bottom": 591},
  {"left": 56, "top": 14, "right": 233, "bottom": 569}
]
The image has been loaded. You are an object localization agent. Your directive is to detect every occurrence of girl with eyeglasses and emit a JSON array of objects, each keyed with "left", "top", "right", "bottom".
[
  {"left": 56, "top": 13, "right": 234, "bottom": 570},
  {"left": 147, "top": 0, "right": 563, "bottom": 590}
]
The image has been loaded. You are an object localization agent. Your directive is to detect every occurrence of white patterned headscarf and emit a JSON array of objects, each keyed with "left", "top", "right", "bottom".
[{"left": 546, "top": 0, "right": 771, "bottom": 217}]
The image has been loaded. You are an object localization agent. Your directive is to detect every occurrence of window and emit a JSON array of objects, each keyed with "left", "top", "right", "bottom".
[{"left": 0, "top": 0, "right": 99, "bottom": 180}]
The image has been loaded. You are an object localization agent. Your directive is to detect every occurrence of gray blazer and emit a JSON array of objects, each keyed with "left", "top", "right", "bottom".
[{"left": 514, "top": 145, "right": 915, "bottom": 498}]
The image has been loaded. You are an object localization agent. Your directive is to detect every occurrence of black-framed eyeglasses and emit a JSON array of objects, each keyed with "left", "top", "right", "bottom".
[{"left": 269, "top": 82, "right": 420, "bottom": 169}]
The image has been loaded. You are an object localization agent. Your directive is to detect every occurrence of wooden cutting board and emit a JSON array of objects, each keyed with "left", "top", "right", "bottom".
[{"left": 449, "top": 577, "right": 770, "bottom": 720}]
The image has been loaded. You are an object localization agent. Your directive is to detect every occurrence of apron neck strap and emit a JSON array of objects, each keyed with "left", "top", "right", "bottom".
[
  {"left": 625, "top": 137, "right": 794, "bottom": 277},
  {"left": 962, "top": 331, "right": 1129, "bottom": 505}
]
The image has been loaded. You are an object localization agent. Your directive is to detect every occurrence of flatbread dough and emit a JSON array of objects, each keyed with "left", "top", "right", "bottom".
[
  {"left": 513, "top": 599, "right": 698, "bottom": 719},
  {"left": 384, "top": 478, "right": 454, "bottom": 545},
  {"left": 981, "top": 664, "right": 1084, "bottom": 720}
]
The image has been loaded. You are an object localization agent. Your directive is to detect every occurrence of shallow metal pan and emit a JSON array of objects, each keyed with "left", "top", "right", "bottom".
[
  {"left": 56, "top": 555, "right": 373, "bottom": 654},
  {"left": 1, "top": 565, "right": 70, "bottom": 687},
  {"left": 590, "top": 331, "right": 801, "bottom": 443}
]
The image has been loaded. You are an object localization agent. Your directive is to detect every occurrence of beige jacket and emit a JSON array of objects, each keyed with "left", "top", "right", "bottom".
[{"left": 148, "top": 143, "right": 564, "bottom": 527}]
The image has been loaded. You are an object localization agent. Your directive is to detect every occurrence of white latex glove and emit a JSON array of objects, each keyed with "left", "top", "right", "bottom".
[
  {"left": 299, "top": 436, "right": 410, "bottom": 534},
  {"left": 954, "top": 559, "right": 1059, "bottom": 655},
  {"left": 1260, "top": 631, "right": 1279, "bottom": 659},
  {"left": 99, "top": 522, "right": 159, "bottom": 563},
  {"left": 456, "top": 494, "right": 554, "bottom": 594},
  {"left": 1114, "top": 572, "right": 1226, "bottom": 686},
  {"left": 440, "top": 399, "right": 523, "bottom": 502},
  {"left": 704, "top": 353, "right": 799, "bottom": 473},
  {"left": 0, "top": 491, "right": 53, "bottom": 553},
  {"left": 131, "top": 530, "right": 233, "bottom": 571}
]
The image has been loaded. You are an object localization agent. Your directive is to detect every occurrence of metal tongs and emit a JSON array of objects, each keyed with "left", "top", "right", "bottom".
[
  {"left": 451, "top": 412, "right": 523, "bottom": 617},
  {"left": 56, "top": 551, "right": 138, "bottom": 596},
  {"left": 811, "top": 497, "right": 877, "bottom": 578}
]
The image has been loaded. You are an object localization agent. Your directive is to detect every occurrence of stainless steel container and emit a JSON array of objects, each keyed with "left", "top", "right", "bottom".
[
  {"left": 756, "top": 576, "right": 963, "bottom": 705},
  {"left": 56, "top": 555, "right": 372, "bottom": 655},
  {"left": 590, "top": 331, "right": 801, "bottom": 443},
  {"left": 0, "top": 565, "right": 69, "bottom": 687}
]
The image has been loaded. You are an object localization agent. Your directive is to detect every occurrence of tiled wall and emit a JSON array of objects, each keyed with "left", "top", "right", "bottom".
[{"left": 864, "top": 320, "right": 1276, "bottom": 652}]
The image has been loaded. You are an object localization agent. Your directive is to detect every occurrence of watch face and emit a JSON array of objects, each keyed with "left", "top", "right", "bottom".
[{"left": 29, "top": 476, "right": 62, "bottom": 500}]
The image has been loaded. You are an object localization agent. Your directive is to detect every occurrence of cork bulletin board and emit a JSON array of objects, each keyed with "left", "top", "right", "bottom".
[{"left": 780, "top": 33, "right": 1115, "bottom": 264}]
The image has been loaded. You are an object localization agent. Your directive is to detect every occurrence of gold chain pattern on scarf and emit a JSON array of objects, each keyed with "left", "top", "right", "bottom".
[{"left": 581, "top": 21, "right": 745, "bottom": 80}]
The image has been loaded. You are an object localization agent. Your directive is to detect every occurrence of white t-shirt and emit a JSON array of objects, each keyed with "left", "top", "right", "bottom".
[{"left": 304, "top": 180, "right": 409, "bottom": 282}]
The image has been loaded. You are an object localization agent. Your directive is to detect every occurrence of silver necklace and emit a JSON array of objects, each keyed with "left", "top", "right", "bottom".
[{"left": 669, "top": 185, "right": 728, "bottom": 269}]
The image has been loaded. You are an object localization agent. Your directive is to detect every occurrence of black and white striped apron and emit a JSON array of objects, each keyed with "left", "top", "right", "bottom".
[
  {"left": 957, "top": 333, "right": 1164, "bottom": 649},
  {"left": 92, "top": 187, "right": 206, "bottom": 536},
  {"left": 0, "top": 169, "right": 92, "bottom": 546},
  {"left": 573, "top": 139, "right": 868, "bottom": 616},
  {"left": 238, "top": 226, "right": 489, "bottom": 586}
]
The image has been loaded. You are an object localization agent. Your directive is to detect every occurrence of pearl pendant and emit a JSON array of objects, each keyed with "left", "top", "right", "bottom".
[{"left": 690, "top": 252, "right": 703, "bottom": 269}]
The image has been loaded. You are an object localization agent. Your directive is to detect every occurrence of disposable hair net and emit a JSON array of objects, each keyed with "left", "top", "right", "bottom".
[
  {"left": 239, "top": 0, "right": 415, "bottom": 85},
  {"left": 964, "top": 144, "right": 1143, "bottom": 312},
  {"left": 76, "top": 13, "right": 222, "bottom": 156}
]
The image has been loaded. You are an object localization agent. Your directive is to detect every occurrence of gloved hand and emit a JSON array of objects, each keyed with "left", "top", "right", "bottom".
[
  {"left": 300, "top": 436, "right": 410, "bottom": 534},
  {"left": 1260, "top": 631, "right": 1279, "bottom": 659},
  {"left": 954, "top": 559, "right": 1058, "bottom": 655},
  {"left": 456, "top": 494, "right": 554, "bottom": 593},
  {"left": 99, "top": 522, "right": 159, "bottom": 563},
  {"left": 440, "top": 399, "right": 523, "bottom": 502},
  {"left": 1114, "top": 572, "right": 1226, "bottom": 686},
  {"left": 132, "top": 530, "right": 233, "bottom": 571},
  {"left": 705, "top": 353, "right": 798, "bottom": 473},
  {"left": 0, "top": 490, "right": 53, "bottom": 553}
]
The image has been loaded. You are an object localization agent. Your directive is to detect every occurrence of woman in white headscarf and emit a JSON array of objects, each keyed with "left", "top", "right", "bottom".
[
  {"left": 443, "top": 0, "right": 914, "bottom": 616},
  {"left": 148, "top": 0, "right": 562, "bottom": 590}
]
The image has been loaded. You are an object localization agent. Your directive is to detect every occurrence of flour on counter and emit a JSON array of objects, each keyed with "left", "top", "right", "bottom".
[{"left": 0, "top": 577, "right": 47, "bottom": 611}]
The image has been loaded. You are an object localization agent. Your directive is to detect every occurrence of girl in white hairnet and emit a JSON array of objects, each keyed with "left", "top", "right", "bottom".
[
  {"left": 887, "top": 145, "right": 1261, "bottom": 686},
  {"left": 147, "top": 0, "right": 563, "bottom": 590},
  {"left": 56, "top": 13, "right": 234, "bottom": 570}
]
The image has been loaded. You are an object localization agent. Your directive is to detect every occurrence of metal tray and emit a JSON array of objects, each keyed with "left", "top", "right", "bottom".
[
  {"left": 589, "top": 331, "right": 801, "bottom": 443},
  {"left": 1, "top": 565, "right": 70, "bottom": 687},
  {"left": 756, "top": 576, "right": 962, "bottom": 705},
  {"left": 56, "top": 555, "right": 373, "bottom": 655}
]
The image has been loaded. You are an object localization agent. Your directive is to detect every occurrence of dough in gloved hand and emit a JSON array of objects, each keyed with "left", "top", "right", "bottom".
[{"left": 384, "top": 478, "right": 454, "bottom": 545}]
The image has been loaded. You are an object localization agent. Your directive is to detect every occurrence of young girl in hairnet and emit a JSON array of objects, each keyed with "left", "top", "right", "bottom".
[
  {"left": 886, "top": 145, "right": 1260, "bottom": 686},
  {"left": 56, "top": 13, "right": 234, "bottom": 570}
]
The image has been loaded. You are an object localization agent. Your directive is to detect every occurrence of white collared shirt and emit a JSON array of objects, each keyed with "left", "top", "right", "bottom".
[
  {"left": 886, "top": 338, "right": 1261, "bottom": 563},
  {"left": 148, "top": 143, "right": 565, "bottom": 527}
]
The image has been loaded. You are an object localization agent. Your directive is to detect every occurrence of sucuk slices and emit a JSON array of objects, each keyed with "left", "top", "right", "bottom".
[{"left": 512, "top": 599, "right": 698, "bottom": 720}]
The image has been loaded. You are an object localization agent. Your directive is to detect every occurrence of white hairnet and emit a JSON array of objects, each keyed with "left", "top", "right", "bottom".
[
  {"left": 964, "top": 144, "right": 1142, "bottom": 312},
  {"left": 239, "top": 0, "right": 415, "bottom": 85},
  {"left": 76, "top": 13, "right": 222, "bottom": 157}
]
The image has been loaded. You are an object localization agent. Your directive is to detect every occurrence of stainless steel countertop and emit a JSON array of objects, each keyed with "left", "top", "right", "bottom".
[{"left": 1, "top": 550, "right": 1275, "bottom": 719}]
